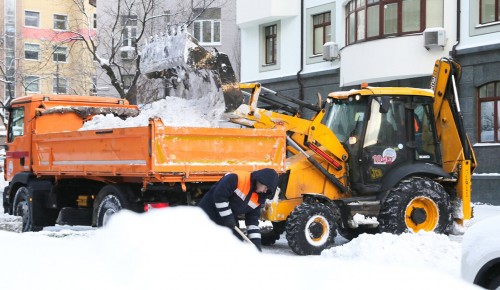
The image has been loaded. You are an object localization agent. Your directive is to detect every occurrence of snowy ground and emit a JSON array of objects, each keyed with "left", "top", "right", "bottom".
[{"left": 0, "top": 165, "right": 497, "bottom": 290}]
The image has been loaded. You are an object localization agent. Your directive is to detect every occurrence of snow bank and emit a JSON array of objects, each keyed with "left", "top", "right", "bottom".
[{"left": 0, "top": 207, "right": 478, "bottom": 290}]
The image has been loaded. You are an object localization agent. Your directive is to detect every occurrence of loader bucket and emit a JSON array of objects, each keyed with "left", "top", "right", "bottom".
[{"left": 139, "top": 28, "right": 242, "bottom": 113}]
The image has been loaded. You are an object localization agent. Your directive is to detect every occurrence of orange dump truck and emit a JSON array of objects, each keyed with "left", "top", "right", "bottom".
[{"left": 2, "top": 94, "right": 286, "bottom": 231}]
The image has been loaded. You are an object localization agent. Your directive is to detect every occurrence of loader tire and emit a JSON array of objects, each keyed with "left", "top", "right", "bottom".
[
  {"left": 261, "top": 221, "right": 285, "bottom": 246},
  {"left": 378, "top": 177, "right": 452, "bottom": 235},
  {"left": 93, "top": 184, "right": 133, "bottom": 227},
  {"left": 285, "top": 203, "right": 338, "bottom": 255},
  {"left": 12, "top": 186, "right": 41, "bottom": 232}
]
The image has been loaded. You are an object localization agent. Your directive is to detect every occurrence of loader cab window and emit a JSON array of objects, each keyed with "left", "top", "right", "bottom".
[
  {"left": 413, "top": 101, "right": 439, "bottom": 163},
  {"left": 8, "top": 107, "right": 25, "bottom": 142},
  {"left": 324, "top": 96, "right": 369, "bottom": 144},
  {"left": 361, "top": 97, "right": 408, "bottom": 184}
]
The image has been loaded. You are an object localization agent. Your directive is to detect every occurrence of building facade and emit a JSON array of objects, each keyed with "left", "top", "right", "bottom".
[
  {"left": 237, "top": 0, "right": 500, "bottom": 204},
  {"left": 0, "top": 0, "right": 97, "bottom": 104},
  {"left": 95, "top": 0, "right": 240, "bottom": 101}
]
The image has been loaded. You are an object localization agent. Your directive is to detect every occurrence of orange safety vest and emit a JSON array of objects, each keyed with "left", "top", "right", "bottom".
[{"left": 233, "top": 171, "right": 260, "bottom": 209}]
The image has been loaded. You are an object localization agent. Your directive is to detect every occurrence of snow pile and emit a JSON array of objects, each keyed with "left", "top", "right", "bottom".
[
  {"left": 80, "top": 95, "right": 225, "bottom": 130},
  {"left": 323, "top": 231, "right": 462, "bottom": 277},
  {"left": 0, "top": 207, "right": 479, "bottom": 290}
]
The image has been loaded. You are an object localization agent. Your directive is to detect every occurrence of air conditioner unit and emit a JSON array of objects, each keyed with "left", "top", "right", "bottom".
[
  {"left": 424, "top": 28, "right": 446, "bottom": 49},
  {"left": 323, "top": 42, "right": 339, "bottom": 61},
  {"left": 120, "top": 50, "right": 136, "bottom": 60}
]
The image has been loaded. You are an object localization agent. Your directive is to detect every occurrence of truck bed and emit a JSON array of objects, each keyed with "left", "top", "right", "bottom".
[{"left": 31, "top": 119, "right": 286, "bottom": 182}]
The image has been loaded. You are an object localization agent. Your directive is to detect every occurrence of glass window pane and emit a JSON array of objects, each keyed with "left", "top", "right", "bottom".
[
  {"left": 497, "top": 82, "right": 500, "bottom": 97},
  {"left": 481, "top": 101, "right": 495, "bottom": 142},
  {"left": 314, "top": 27, "right": 324, "bottom": 54},
  {"left": 367, "top": 5, "right": 380, "bottom": 37},
  {"left": 214, "top": 21, "right": 220, "bottom": 42},
  {"left": 402, "top": 0, "right": 420, "bottom": 32},
  {"left": 25, "top": 11, "right": 39, "bottom": 27},
  {"left": 202, "top": 21, "right": 211, "bottom": 42},
  {"left": 325, "top": 24, "right": 331, "bottom": 42},
  {"left": 357, "top": 9, "right": 366, "bottom": 41},
  {"left": 384, "top": 3, "right": 398, "bottom": 35},
  {"left": 486, "top": 82, "right": 495, "bottom": 98},
  {"left": 194, "top": 22, "right": 201, "bottom": 41},
  {"left": 349, "top": 13, "right": 356, "bottom": 43},
  {"left": 481, "top": 0, "right": 495, "bottom": 23},
  {"left": 426, "top": 0, "right": 443, "bottom": 27},
  {"left": 266, "top": 38, "right": 274, "bottom": 63}
]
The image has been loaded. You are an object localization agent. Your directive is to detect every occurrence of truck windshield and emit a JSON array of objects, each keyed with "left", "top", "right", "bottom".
[{"left": 323, "top": 97, "right": 368, "bottom": 143}]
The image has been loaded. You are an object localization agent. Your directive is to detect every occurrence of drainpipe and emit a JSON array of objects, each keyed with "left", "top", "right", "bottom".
[
  {"left": 451, "top": 0, "right": 461, "bottom": 58},
  {"left": 296, "top": 0, "right": 305, "bottom": 106}
]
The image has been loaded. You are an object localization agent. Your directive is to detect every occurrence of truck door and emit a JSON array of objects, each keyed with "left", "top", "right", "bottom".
[{"left": 5, "top": 105, "right": 30, "bottom": 180}]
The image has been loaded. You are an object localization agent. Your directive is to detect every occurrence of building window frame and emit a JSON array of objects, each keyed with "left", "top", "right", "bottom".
[
  {"left": 24, "top": 43, "right": 40, "bottom": 61},
  {"left": 121, "top": 15, "right": 137, "bottom": 47},
  {"left": 53, "top": 46, "right": 68, "bottom": 63},
  {"left": 313, "top": 12, "right": 332, "bottom": 55},
  {"left": 264, "top": 24, "right": 277, "bottom": 65},
  {"left": 24, "top": 75, "right": 41, "bottom": 94},
  {"left": 93, "top": 13, "right": 97, "bottom": 29},
  {"left": 193, "top": 19, "right": 221, "bottom": 45},
  {"left": 53, "top": 14, "right": 68, "bottom": 30},
  {"left": 345, "top": 0, "right": 428, "bottom": 45},
  {"left": 24, "top": 10, "right": 40, "bottom": 28},
  {"left": 259, "top": 21, "right": 281, "bottom": 72},
  {"left": 306, "top": 3, "right": 335, "bottom": 64},
  {"left": 478, "top": 81, "right": 500, "bottom": 143},
  {"left": 53, "top": 77, "right": 69, "bottom": 94},
  {"left": 480, "top": 0, "right": 500, "bottom": 24}
]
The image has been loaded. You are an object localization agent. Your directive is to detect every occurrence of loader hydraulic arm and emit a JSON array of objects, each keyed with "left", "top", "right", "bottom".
[{"left": 232, "top": 83, "right": 348, "bottom": 192}]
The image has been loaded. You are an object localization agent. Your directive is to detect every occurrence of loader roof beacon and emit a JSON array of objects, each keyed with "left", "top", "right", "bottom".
[{"left": 231, "top": 58, "right": 476, "bottom": 255}]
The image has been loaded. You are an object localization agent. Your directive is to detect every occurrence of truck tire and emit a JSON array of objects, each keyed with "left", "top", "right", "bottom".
[
  {"left": 93, "top": 185, "right": 132, "bottom": 227},
  {"left": 12, "top": 186, "right": 41, "bottom": 232},
  {"left": 285, "top": 203, "right": 338, "bottom": 255},
  {"left": 378, "top": 177, "right": 452, "bottom": 234},
  {"left": 261, "top": 221, "right": 285, "bottom": 246}
]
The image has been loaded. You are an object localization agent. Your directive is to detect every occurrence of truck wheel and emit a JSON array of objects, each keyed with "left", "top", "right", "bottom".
[
  {"left": 261, "top": 221, "right": 285, "bottom": 246},
  {"left": 12, "top": 186, "right": 41, "bottom": 232},
  {"left": 378, "top": 177, "right": 452, "bottom": 234},
  {"left": 93, "top": 185, "right": 132, "bottom": 227},
  {"left": 285, "top": 203, "right": 338, "bottom": 255}
]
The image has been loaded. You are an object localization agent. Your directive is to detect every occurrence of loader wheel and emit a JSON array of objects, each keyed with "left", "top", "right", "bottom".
[
  {"left": 378, "top": 177, "right": 452, "bottom": 234},
  {"left": 285, "top": 203, "right": 338, "bottom": 255},
  {"left": 261, "top": 221, "right": 285, "bottom": 246},
  {"left": 93, "top": 185, "right": 133, "bottom": 227}
]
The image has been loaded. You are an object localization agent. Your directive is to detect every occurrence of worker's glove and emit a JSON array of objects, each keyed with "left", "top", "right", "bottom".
[{"left": 222, "top": 215, "right": 237, "bottom": 229}]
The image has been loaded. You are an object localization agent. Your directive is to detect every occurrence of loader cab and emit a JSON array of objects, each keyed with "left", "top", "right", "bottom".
[
  {"left": 5, "top": 100, "right": 32, "bottom": 181},
  {"left": 324, "top": 90, "right": 441, "bottom": 195}
]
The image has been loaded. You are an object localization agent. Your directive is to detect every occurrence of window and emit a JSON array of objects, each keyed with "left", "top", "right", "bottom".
[
  {"left": 346, "top": 0, "right": 432, "bottom": 44},
  {"left": 53, "top": 77, "right": 68, "bottom": 94},
  {"left": 53, "top": 14, "right": 68, "bottom": 30},
  {"left": 53, "top": 46, "right": 67, "bottom": 62},
  {"left": 480, "top": 0, "right": 500, "bottom": 24},
  {"left": 265, "top": 25, "right": 277, "bottom": 65},
  {"left": 121, "top": 15, "right": 137, "bottom": 47},
  {"left": 192, "top": 8, "right": 221, "bottom": 44},
  {"left": 8, "top": 107, "right": 25, "bottom": 142},
  {"left": 91, "top": 76, "right": 97, "bottom": 95},
  {"left": 93, "top": 13, "right": 97, "bottom": 29},
  {"left": 259, "top": 22, "right": 280, "bottom": 71},
  {"left": 313, "top": 12, "right": 331, "bottom": 55},
  {"left": 25, "top": 11, "right": 40, "bottom": 27},
  {"left": 24, "top": 43, "right": 40, "bottom": 60},
  {"left": 478, "top": 82, "right": 500, "bottom": 142},
  {"left": 24, "top": 76, "right": 40, "bottom": 93}
]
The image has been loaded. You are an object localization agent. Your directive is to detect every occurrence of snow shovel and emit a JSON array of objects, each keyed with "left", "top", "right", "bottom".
[
  {"left": 139, "top": 27, "right": 243, "bottom": 113},
  {"left": 234, "top": 226, "right": 253, "bottom": 244}
]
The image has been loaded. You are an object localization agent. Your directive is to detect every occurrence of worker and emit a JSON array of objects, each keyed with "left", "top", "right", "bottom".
[{"left": 198, "top": 168, "right": 279, "bottom": 252}]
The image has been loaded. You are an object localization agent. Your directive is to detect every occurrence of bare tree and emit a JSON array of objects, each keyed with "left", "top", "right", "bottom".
[{"left": 67, "top": 0, "right": 222, "bottom": 104}]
